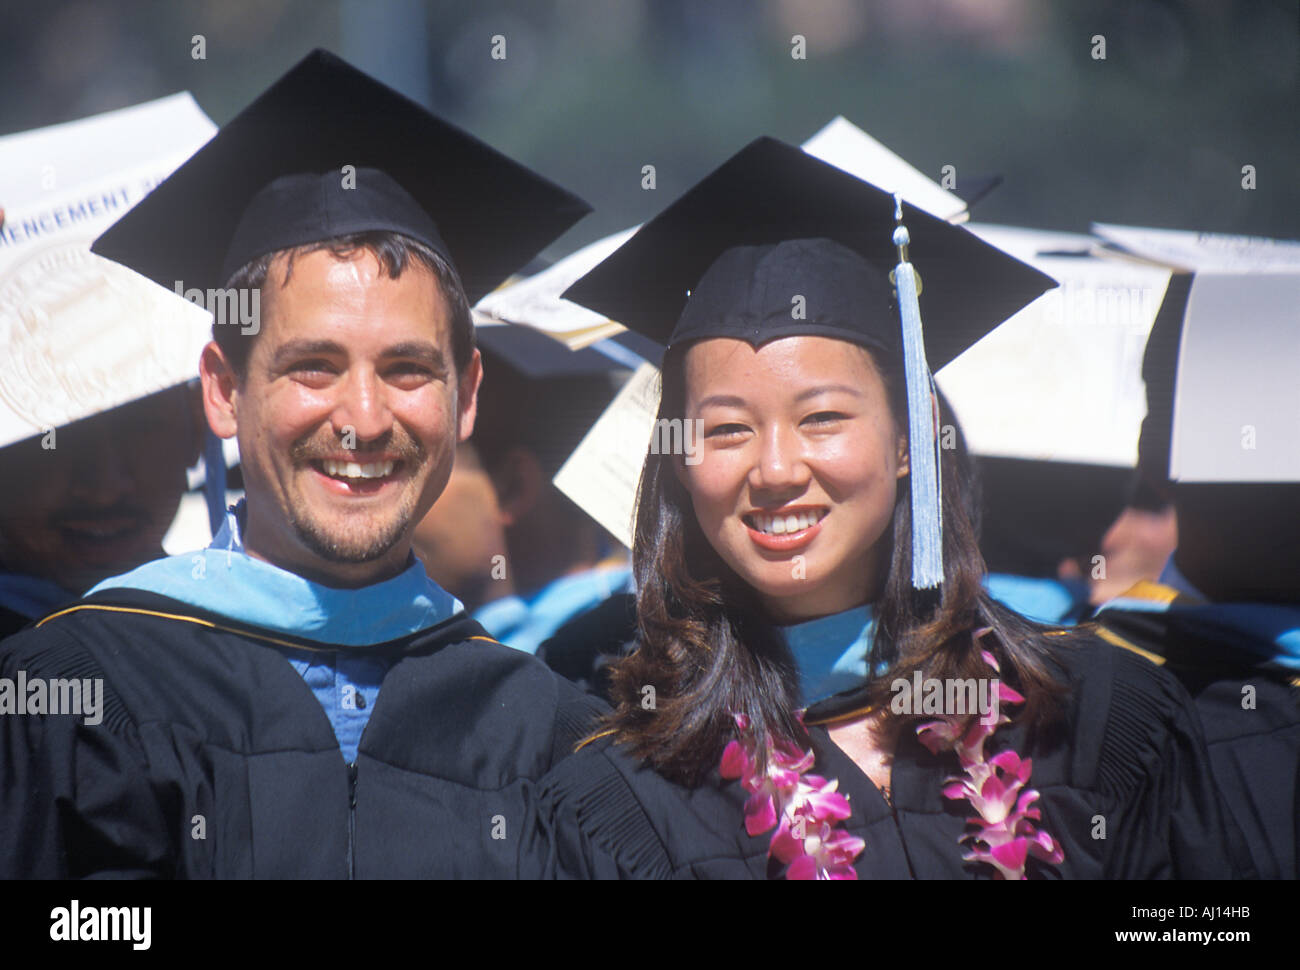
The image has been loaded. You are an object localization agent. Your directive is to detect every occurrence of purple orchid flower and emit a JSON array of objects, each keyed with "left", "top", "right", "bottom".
[{"left": 720, "top": 711, "right": 865, "bottom": 880}]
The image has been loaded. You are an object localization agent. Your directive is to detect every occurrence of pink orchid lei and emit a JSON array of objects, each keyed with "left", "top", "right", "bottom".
[
  {"left": 915, "top": 636, "right": 1065, "bottom": 879},
  {"left": 719, "top": 712, "right": 865, "bottom": 879}
]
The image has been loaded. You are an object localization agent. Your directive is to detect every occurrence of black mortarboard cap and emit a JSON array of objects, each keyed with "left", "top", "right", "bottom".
[
  {"left": 472, "top": 323, "right": 630, "bottom": 478},
  {"left": 92, "top": 49, "right": 591, "bottom": 300},
  {"left": 562, "top": 136, "right": 1054, "bottom": 370}
]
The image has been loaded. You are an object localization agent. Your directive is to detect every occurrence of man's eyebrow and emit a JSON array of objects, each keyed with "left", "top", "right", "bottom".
[
  {"left": 268, "top": 339, "right": 448, "bottom": 370},
  {"left": 382, "top": 341, "right": 447, "bottom": 369},
  {"left": 270, "top": 339, "right": 347, "bottom": 368}
]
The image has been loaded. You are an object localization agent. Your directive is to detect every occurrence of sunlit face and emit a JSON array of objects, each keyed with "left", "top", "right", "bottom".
[
  {"left": 0, "top": 387, "right": 196, "bottom": 593},
  {"left": 201, "top": 248, "right": 480, "bottom": 587},
  {"left": 676, "top": 336, "right": 909, "bottom": 623}
]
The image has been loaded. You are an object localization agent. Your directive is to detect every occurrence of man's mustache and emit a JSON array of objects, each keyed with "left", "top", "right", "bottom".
[{"left": 289, "top": 430, "right": 426, "bottom": 465}]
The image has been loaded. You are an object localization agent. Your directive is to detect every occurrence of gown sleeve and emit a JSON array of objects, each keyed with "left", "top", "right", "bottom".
[
  {"left": 0, "top": 627, "right": 176, "bottom": 878},
  {"left": 536, "top": 736, "right": 678, "bottom": 879},
  {"left": 1095, "top": 644, "right": 1258, "bottom": 879}
]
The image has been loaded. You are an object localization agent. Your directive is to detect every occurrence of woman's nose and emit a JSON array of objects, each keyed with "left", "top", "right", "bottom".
[{"left": 748, "top": 423, "right": 811, "bottom": 494}]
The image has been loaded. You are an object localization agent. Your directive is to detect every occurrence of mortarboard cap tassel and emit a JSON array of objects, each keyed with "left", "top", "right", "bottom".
[{"left": 891, "top": 198, "right": 943, "bottom": 591}]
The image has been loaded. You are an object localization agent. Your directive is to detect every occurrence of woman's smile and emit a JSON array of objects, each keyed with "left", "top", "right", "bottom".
[{"left": 742, "top": 505, "right": 829, "bottom": 551}]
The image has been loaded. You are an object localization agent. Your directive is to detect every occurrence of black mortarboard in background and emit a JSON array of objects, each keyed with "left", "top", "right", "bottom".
[
  {"left": 562, "top": 136, "right": 1054, "bottom": 370},
  {"left": 473, "top": 323, "right": 655, "bottom": 380},
  {"left": 978, "top": 457, "right": 1132, "bottom": 576},
  {"left": 473, "top": 323, "right": 632, "bottom": 479},
  {"left": 1135, "top": 269, "right": 1300, "bottom": 600},
  {"left": 1135, "top": 273, "right": 1192, "bottom": 494},
  {"left": 93, "top": 49, "right": 591, "bottom": 300}
]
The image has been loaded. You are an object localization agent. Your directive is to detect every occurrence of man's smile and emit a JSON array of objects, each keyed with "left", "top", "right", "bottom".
[{"left": 305, "top": 455, "right": 409, "bottom": 497}]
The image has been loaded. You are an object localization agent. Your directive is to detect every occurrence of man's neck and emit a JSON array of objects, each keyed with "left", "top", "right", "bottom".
[
  {"left": 242, "top": 542, "right": 412, "bottom": 589},
  {"left": 237, "top": 508, "right": 413, "bottom": 590}
]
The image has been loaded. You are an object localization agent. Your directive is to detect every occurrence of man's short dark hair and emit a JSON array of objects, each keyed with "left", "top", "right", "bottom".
[{"left": 218, "top": 230, "right": 475, "bottom": 381}]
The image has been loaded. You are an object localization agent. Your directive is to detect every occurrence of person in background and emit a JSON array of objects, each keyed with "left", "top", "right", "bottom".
[
  {"left": 978, "top": 457, "right": 1130, "bottom": 626},
  {"left": 411, "top": 439, "right": 513, "bottom": 609},
  {"left": 416, "top": 322, "right": 633, "bottom": 655},
  {"left": 1093, "top": 272, "right": 1300, "bottom": 879},
  {"left": 1085, "top": 481, "right": 1178, "bottom": 609},
  {"left": 0, "top": 207, "right": 205, "bottom": 636},
  {"left": 0, "top": 387, "right": 201, "bottom": 636}
]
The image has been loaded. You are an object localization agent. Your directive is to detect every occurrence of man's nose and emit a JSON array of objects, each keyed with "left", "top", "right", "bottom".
[{"left": 332, "top": 368, "right": 393, "bottom": 444}]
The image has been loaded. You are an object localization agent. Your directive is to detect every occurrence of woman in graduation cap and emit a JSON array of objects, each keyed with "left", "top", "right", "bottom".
[{"left": 537, "top": 137, "right": 1254, "bottom": 880}]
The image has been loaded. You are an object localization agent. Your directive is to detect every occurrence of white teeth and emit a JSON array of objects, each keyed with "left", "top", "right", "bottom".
[
  {"left": 749, "top": 510, "right": 825, "bottom": 535},
  {"left": 322, "top": 459, "right": 395, "bottom": 480}
]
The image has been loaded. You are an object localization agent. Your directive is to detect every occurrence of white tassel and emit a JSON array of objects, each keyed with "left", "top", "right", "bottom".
[{"left": 892, "top": 206, "right": 943, "bottom": 591}]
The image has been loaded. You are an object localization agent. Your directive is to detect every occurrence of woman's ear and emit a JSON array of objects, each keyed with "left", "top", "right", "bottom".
[{"left": 895, "top": 431, "right": 910, "bottom": 479}]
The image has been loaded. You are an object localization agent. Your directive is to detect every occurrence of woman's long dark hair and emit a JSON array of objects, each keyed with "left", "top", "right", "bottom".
[{"left": 603, "top": 338, "right": 1075, "bottom": 786}]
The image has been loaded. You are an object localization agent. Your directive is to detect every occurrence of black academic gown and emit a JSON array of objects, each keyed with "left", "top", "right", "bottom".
[
  {"left": 0, "top": 604, "right": 29, "bottom": 640},
  {"left": 536, "top": 591, "right": 638, "bottom": 703},
  {"left": 539, "top": 633, "right": 1256, "bottom": 879},
  {"left": 0, "top": 587, "right": 605, "bottom": 879},
  {"left": 1095, "top": 584, "right": 1300, "bottom": 880}
]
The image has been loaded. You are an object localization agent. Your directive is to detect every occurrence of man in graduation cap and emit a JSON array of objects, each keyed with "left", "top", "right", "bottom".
[
  {"left": 0, "top": 50, "right": 603, "bottom": 878},
  {"left": 1094, "top": 271, "right": 1300, "bottom": 879}
]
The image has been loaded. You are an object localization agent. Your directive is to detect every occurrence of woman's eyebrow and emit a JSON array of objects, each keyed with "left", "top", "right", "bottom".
[
  {"left": 697, "top": 385, "right": 867, "bottom": 409},
  {"left": 696, "top": 393, "right": 748, "bottom": 409},
  {"left": 793, "top": 384, "right": 865, "bottom": 403}
]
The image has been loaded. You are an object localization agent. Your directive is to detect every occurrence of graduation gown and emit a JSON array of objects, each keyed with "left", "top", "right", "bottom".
[
  {"left": 0, "top": 604, "right": 28, "bottom": 640},
  {"left": 536, "top": 591, "right": 638, "bottom": 702},
  {"left": 1095, "top": 581, "right": 1300, "bottom": 880},
  {"left": 539, "top": 633, "right": 1256, "bottom": 879},
  {"left": 0, "top": 571, "right": 77, "bottom": 639},
  {"left": 0, "top": 586, "right": 605, "bottom": 878}
]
